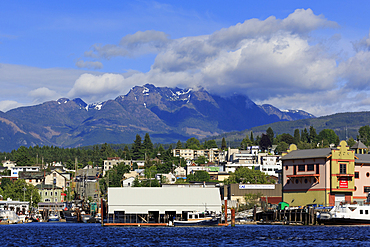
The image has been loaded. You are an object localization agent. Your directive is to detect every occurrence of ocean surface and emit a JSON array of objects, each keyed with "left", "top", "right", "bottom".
[{"left": 1, "top": 223, "right": 370, "bottom": 246}]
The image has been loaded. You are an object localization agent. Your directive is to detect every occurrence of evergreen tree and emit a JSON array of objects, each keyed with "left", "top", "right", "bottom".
[
  {"left": 123, "top": 145, "right": 131, "bottom": 160},
  {"left": 132, "top": 134, "right": 143, "bottom": 160},
  {"left": 143, "top": 133, "right": 154, "bottom": 157},
  {"left": 176, "top": 140, "right": 183, "bottom": 149},
  {"left": 266, "top": 127, "right": 274, "bottom": 144},
  {"left": 301, "top": 128, "right": 309, "bottom": 142},
  {"left": 259, "top": 134, "right": 272, "bottom": 151},
  {"left": 250, "top": 132, "right": 254, "bottom": 144},
  {"left": 221, "top": 137, "right": 227, "bottom": 150},
  {"left": 293, "top": 129, "right": 301, "bottom": 144},
  {"left": 240, "top": 135, "right": 252, "bottom": 150},
  {"left": 309, "top": 126, "right": 318, "bottom": 144}
]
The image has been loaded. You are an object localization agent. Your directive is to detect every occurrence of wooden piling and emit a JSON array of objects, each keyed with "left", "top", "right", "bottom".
[{"left": 231, "top": 208, "right": 235, "bottom": 227}]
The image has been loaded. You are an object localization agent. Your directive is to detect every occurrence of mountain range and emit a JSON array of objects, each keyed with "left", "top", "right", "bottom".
[{"left": 0, "top": 84, "right": 314, "bottom": 152}]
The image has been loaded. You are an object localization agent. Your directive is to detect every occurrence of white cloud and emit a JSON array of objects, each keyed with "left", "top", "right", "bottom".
[
  {"left": 0, "top": 63, "right": 102, "bottom": 109},
  {"left": 71, "top": 8, "right": 343, "bottom": 116},
  {"left": 28, "top": 87, "right": 61, "bottom": 104},
  {"left": 0, "top": 100, "right": 24, "bottom": 112},
  {"left": 75, "top": 60, "right": 103, "bottom": 69},
  {"left": 85, "top": 30, "right": 171, "bottom": 59},
  {"left": 67, "top": 73, "right": 128, "bottom": 102},
  {"left": 6, "top": 8, "right": 370, "bottom": 117}
]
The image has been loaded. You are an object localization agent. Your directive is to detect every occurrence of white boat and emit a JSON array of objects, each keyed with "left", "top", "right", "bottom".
[
  {"left": 317, "top": 202, "right": 370, "bottom": 225},
  {"left": 0, "top": 210, "right": 22, "bottom": 224},
  {"left": 173, "top": 211, "right": 219, "bottom": 227},
  {"left": 48, "top": 211, "right": 60, "bottom": 222}
]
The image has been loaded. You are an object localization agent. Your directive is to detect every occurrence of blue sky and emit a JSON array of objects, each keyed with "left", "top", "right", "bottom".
[{"left": 1, "top": 1, "right": 370, "bottom": 116}]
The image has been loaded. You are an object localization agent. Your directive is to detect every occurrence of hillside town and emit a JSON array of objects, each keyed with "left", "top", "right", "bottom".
[{"left": 2, "top": 126, "right": 370, "bottom": 226}]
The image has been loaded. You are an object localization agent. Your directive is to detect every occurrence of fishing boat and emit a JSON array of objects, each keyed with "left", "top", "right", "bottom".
[
  {"left": 0, "top": 210, "right": 22, "bottom": 224},
  {"left": 48, "top": 211, "right": 60, "bottom": 222},
  {"left": 64, "top": 210, "right": 78, "bottom": 223},
  {"left": 317, "top": 202, "right": 370, "bottom": 225},
  {"left": 173, "top": 211, "right": 219, "bottom": 227}
]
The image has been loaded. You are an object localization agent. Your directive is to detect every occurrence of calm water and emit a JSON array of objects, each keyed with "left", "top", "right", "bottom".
[{"left": 1, "top": 223, "right": 370, "bottom": 246}]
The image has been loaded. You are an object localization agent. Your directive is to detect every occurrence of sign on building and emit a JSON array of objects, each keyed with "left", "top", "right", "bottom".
[{"left": 239, "top": 184, "right": 275, "bottom": 190}]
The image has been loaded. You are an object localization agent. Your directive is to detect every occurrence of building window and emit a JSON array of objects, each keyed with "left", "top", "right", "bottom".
[
  {"left": 45, "top": 192, "right": 48, "bottom": 196},
  {"left": 360, "top": 210, "right": 363, "bottom": 214},
  {"left": 339, "top": 164, "right": 346, "bottom": 174},
  {"left": 307, "top": 165, "right": 314, "bottom": 171},
  {"left": 367, "top": 172, "right": 370, "bottom": 178},
  {"left": 364, "top": 187, "right": 370, "bottom": 193},
  {"left": 298, "top": 165, "right": 305, "bottom": 172},
  {"left": 355, "top": 172, "right": 359, "bottom": 179}
]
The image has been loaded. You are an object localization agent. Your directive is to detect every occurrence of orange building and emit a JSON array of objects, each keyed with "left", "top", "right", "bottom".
[{"left": 281, "top": 141, "right": 360, "bottom": 207}]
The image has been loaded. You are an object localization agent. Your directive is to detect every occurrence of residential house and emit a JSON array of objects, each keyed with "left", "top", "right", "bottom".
[
  {"left": 174, "top": 166, "right": 186, "bottom": 179},
  {"left": 122, "top": 177, "right": 136, "bottom": 187}
]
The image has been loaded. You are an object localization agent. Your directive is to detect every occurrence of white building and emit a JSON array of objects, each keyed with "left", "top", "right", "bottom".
[
  {"left": 258, "top": 154, "right": 282, "bottom": 177},
  {"left": 108, "top": 187, "right": 222, "bottom": 215},
  {"left": 103, "top": 158, "right": 132, "bottom": 176},
  {"left": 2, "top": 160, "right": 16, "bottom": 169},
  {"left": 122, "top": 177, "right": 136, "bottom": 187},
  {"left": 10, "top": 166, "right": 40, "bottom": 178},
  {"left": 172, "top": 148, "right": 226, "bottom": 163},
  {"left": 174, "top": 166, "right": 186, "bottom": 178}
]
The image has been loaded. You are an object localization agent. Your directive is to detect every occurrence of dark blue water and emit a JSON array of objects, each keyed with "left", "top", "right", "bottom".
[{"left": 1, "top": 223, "right": 370, "bottom": 246}]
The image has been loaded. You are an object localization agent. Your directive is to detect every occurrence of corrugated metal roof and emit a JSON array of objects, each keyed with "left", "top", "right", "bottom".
[
  {"left": 108, "top": 187, "right": 221, "bottom": 214},
  {"left": 280, "top": 148, "right": 332, "bottom": 160}
]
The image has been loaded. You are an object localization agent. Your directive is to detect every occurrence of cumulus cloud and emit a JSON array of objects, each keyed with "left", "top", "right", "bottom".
[
  {"left": 67, "top": 73, "right": 128, "bottom": 102},
  {"left": 64, "top": 9, "right": 370, "bottom": 116},
  {"left": 0, "top": 100, "right": 24, "bottom": 112},
  {"left": 28, "top": 87, "right": 61, "bottom": 104},
  {"left": 75, "top": 60, "right": 103, "bottom": 69}
]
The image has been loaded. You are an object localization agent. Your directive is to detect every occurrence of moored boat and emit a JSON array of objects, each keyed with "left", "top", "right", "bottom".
[
  {"left": 0, "top": 210, "right": 22, "bottom": 224},
  {"left": 48, "top": 211, "right": 60, "bottom": 222},
  {"left": 317, "top": 202, "right": 370, "bottom": 225},
  {"left": 173, "top": 211, "right": 219, "bottom": 227}
]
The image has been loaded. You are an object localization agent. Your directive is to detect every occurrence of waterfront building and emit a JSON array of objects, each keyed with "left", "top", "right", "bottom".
[
  {"left": 281, "top": 141, "right": 357, "bottom": 207},
  {"left": 221, "top": 183, "right": 282, "bottom": 205},
  {"left": 36, "top": 184, "right": 63, "bottom": 202},
  {"left": 0, "top": 198, "right": 29, "bottom": 214},
  {"left": 107, "top": 187, "right": 221, "bottom": 224}
]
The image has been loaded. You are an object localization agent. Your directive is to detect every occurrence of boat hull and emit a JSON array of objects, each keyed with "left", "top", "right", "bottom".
[
  {"left": 65, "top": 215, "right": 78, "bottom": 223},
  {"left": 174, "top": 218, "right": 219, "bottom": 227},
  {"left": 318, "top": 218, "right": 370, "bottom": 225}
]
